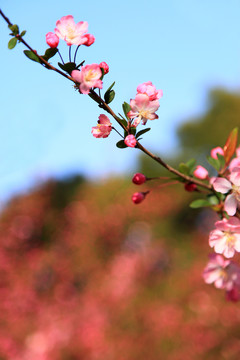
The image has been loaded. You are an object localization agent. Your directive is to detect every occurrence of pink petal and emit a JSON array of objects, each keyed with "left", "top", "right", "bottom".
[
  {"left": 213, "top": 178, "right": 232, "bottom": 193},
  {"left": 224, "top": 194, "right": 237, "bottom": 216}
]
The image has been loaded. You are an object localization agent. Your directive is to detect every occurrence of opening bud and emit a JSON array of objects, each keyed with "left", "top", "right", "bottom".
[
  {"left": 193, "top": 165, "right": 208, "bottom": 180},
  {"left": 124, "top": 135, "right": 137, "bottom": 148}
]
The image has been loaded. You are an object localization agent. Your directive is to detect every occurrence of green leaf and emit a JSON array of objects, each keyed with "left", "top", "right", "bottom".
[
  {"left": 136, "top": 127, "right": 151, "bottom": 139},
  {"left": 105, "top": 81, "right": 115, "bottom": 94},
  {"left": 130, "top": 127, "right": 136, "bottom": 136},
  {"left": 217, "top": 153, "right": 225, "bottom": 169},
  {"left": 189, "top": 199, "right": 212, "bottom": 208},
  {"left": 23, "top": 50, "right": 41, "bottom": 63},
  {"left": 104, "top": 89, "right": 115, "bottom": 104},
  {"left": 118, "top": 117, "right": 128, "bottom": 127},
  {"left": 20, "top": 30, "right": 26, "bottom": 37},
  {"left": 206, "top": 194, "right": 219, "bottom": 205},
  {"left": 122, "top": 102, "right": 131, "bottom": 119},
  {"left": 179, "top": 162, "right": 189, "bottom": 175},
  {"left": 8, "top": 24, "right": 19, "bottom": 36},
  {"left": 8, "top": 37, "right": 17, "bottom": 49},
  {"left": 116, "top": 140, "right": 127, "bottom": 149},
  {"left": 42, "top": 48, "right": 58, "bottom": 61},
  {"left": 100, "top": 67, "right": 105, "bottom": 80},
  {"left": 104, "top": 82, "right": 115, "bottom": 103},
  {"left": 185, "top": 158, "right": 196, "bottom": 173},
  {"left": 58, "top": 62, "right": 76, "bottom": 75},
  {"left": 207, "top": 156, "right": 220, "bottom": 171},
  {"left": 76, "top": 60, "right": 85, "bottom": 69}
]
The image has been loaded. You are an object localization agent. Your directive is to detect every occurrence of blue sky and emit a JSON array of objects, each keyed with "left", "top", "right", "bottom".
[{"left": 0, "top": 0, "right": 240, "bottom": 203}]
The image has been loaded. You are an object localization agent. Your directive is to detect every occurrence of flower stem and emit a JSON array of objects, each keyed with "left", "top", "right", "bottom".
[
  {"left": 73, "top": 45, "right": 80, "bottom": 63},
  {"left": 58, "top": 50, "right": 64, "bottom": 64}
]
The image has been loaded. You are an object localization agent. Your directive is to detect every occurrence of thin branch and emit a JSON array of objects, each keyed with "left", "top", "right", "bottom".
[{"left": 0, "top": 8, "right": 213, "bottom": 192}]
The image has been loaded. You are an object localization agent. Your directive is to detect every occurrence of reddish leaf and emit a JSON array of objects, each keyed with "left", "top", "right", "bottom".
[{"left": 223, "top": 127, "right": 238, "bottom": 165}]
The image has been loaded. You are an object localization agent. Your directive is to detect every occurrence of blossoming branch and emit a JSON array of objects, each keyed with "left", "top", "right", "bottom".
[{"left": 1, "top": 9, "right": 240, "bottom": 301}]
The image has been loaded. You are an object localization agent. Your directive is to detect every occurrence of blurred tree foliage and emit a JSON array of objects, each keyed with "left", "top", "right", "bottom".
[{"left": 140, "top": 88, "right": 240, "bottom": 176}]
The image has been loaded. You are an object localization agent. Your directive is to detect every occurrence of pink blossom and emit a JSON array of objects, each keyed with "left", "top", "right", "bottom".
[
  {"left": 229, "top": 146, "right": 240, "bottom": 171},
  {"left": 236, "top": 146, "right": 240, "bottom": 157},
  {"left": 209, "top": 217, "right": 240, "bottom": 258},
  {"left": 229, "top": 157, "right": 240, "bottom": 172},
  {"left": 55, "top": 15, "right": 89, "bottom": 46},
  {"left": 132, "top": 192, "right": 145, "bottom": 204},
  {"left": 203, "top": 254, "right": 232, "bottom": 290},
  {"left": 210, "top": 146, "right": 224, "bottom": 159},
  {"left": 128, "top": 94, "right": 159, "bottom": 126},
  {"left": 124, "top": 135, "right": 137, "bottom": 148},
  {"left": 213, "top": 167, "right": 240, "bottom": 215},
  {"left": 99, "top": 62, "right": 109, "bottom": 75},
  {"left": 83, "top": 34, "right": 95, "bottom": 46},
  {"left": 137, "top": 81, "right": 163, "bottom": 101},
  {"left": 132, "top": 173, "right": 146, "bottom": 185},
  {"left": 71, "top": 64, "right": 103, "bottom": 95},
  {"left": 193, "top": 165, "right": 208, "bottom": 180},
  {"left": 91, "top": 114, "right": 112, "bottom": 138},
  {"left": 46, "top": 32, "right": 59, "bottom": 48}
]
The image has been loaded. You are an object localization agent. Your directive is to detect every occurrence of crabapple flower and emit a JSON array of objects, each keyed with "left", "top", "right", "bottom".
[
  {"left": 209, "top": 217, "right": 240, "bottom": 258},
  {"left": 193, "top": 165, "right": 208, "bottom": 180},
  {"left": 210, "top": 146, "right": 224, "bottom": 159},
  {"left": 71, "top": 65, "right": 103, "bottom": 95},
  {"left": 128, "top": 94, "right": 160, "bottom": 127},
  {"left": 137, "top": 81, "right": 163, "bottom": 101},
  {"left": 83, "top": 33, "right": 95, "bottom": 46},
  {"left": 229, "top": 157, "right": 240, "bottom": 171},
  {"left": 124, "top": 135, "right": 137, "bottom": 148},
  {"left": 132, "top": 192, "right": 145, "bottom": 204},
  {"left": 132, "top": 173, "right": 146, "bottom": 185},
  {"left": 203, "top": 254, "right": 240, "bottom": 292},
  {"left": 91, "top": 114, "right": 112, "bottom": 138},
  {"left": 55, "top": 15, "right": 89, "bottom": 46},
  {"left": 99, "top": 62, "right": 109, "bottom": 75},
  {"left": 236, "top": 146, "right": 240, "bottom": 157},
  {"left": 46, "top": 32, "right": 59, "bottom": 48},
  {"left": 213, "top": 167, "right": 240, "bottom": 216}
]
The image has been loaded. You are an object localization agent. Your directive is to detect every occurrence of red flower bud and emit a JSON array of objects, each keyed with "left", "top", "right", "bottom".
[
  {"left": 99, "top": 61, "right": 109, "bottom": 74},
  {"left": 124, "top": 135, "right": 137, "bottom": 148},
  {"left": 132, "top": 173, "right": 146, "bottom": 185},
  {"left": 46, "top": 32, "right": 59, "bottom": 48},
  {"left": 83, "top": 34, "right": 95, "bottom": 46},
  {"left": 131, "top": 192, "right": 146, "bottom": 204},
  {"left": 184, "top": 182, "right": 197, "bottom": 192}
]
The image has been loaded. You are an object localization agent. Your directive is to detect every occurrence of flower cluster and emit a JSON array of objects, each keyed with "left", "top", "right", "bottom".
[
  {"left": 4, "top": 11, "right": 240, "bottom": 303},
  {"left": 46, "top": 15, "right": 95, "bottom": 47},
  {"left": 199, "top": 144, "right": 240, "bottom": 300},
  {"left": 128, "top": 82, "right": 162, "bottom": 127}
]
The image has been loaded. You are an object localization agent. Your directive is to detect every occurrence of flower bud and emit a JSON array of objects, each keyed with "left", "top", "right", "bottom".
[
  {"left": 193, "top": 165, "right": 208, "bottom": 180},
  {"left": 99, "top": 61, "right": 109, "bottom": 74},
  {"left": 211, "top": 146, "right": 224, "bottom": 159},
  {"left": 184, "top": 182, "right": 197, "bottom": 192},
  {"left": 46, "top": 32, "right": 59, "bottom": 48},
  {"left": 226, "top": 287, "right": 239, "bottom": 302},
  {"left": 131, "top": 192, "right": 145, "bottom": 204},
  {"left": 132, "top": 173, "right": 146, "bottom": 185},
  {"left": 124, "top": 135, "right": 137, "bottom": 148},
  {"left": 83, "top": 34, "right": 95, "bottom": 46}
]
